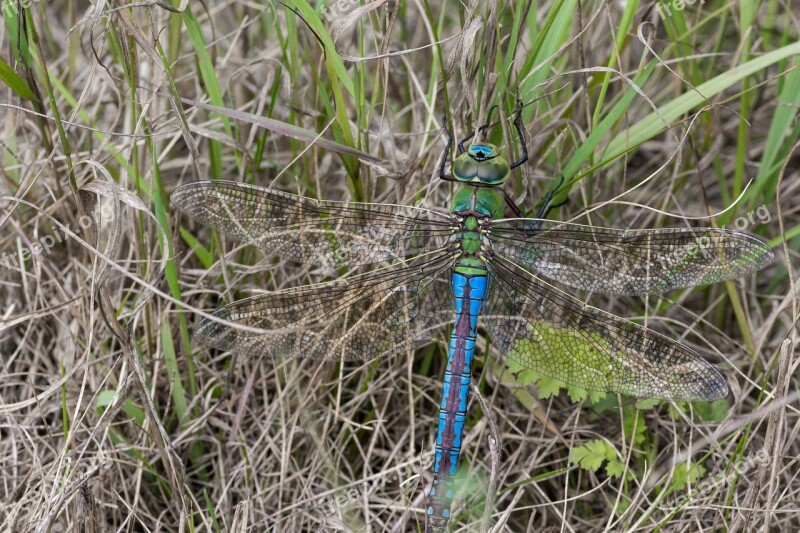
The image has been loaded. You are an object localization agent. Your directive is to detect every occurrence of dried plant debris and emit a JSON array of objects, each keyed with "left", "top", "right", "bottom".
[{"left": 1, "top": 1, "right": 798, "bottom": 532}]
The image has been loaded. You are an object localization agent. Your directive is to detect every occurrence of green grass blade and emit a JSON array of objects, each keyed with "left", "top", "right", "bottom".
[
  {"left": 0, "top": 56, "right": 34, "bottom": 99},
  {"left": 601, "top": 40, "right": 800, "bottom": 164}
]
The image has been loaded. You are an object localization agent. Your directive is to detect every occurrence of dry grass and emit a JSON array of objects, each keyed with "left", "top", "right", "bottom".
[{"left": 1, "top": 0, "right": 799, "bottom": 532}]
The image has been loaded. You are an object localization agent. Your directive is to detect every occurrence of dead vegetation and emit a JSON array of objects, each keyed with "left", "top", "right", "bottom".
[{"left": 1, "top": 0, "right": 798, "bottom": 531}]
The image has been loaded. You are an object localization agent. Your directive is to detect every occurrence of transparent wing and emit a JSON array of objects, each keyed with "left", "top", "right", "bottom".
[
  {"left": 195, "top": 253, "right": 456, "bottom": 360},
  {"left": 489, "top": 219, "right": 773, "bottom": 295},
  {"left": 171, "top": 180, "right": 454, "bottom": 267},
  {"left": 482, "top": 255, "right": 728, "bottom": 401}
]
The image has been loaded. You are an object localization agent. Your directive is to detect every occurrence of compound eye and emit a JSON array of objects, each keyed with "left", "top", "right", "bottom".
[{"left": 476, "top": 157, "right": 509, "bottom": 184}]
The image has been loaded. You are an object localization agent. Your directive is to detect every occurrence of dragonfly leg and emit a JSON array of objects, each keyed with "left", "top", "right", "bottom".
[
  {"left": 536, "top": 173, "right": 569, "bottom": 219},
  {"left": 508, "top": 101, "right": 529, "bottom": 170},
  {"left": 439, "top": 114, "right": 457, "bottom": 182},
  {"left": 502, "top": 189, "right": 526, "bottom": 218},
  {"left": 457, "top": 104, "right": 498, "bottom": 152},
  {"left": 456, "top": 131, "right": 474, "bottom": 153}
]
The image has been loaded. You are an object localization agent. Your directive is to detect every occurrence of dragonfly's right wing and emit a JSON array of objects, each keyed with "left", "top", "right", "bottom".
[
  {"left": 171, "top": 180, "right": 454, "bottom": 267},
  {"left": 489, "top": 219, "right": 773, "bottom": 295},
  {"left": 194, "top": 253, "right": 456, "bottom": 361},
  {"left": 483, "top": 254, "right": 729, "bottom": 402}
]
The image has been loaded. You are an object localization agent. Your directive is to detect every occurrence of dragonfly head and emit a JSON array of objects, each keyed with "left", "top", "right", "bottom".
[
  {"left": 467, "top": 143, "right": 499, "bottom": 161},
  {"left": 453, "top": 143, "right": 510, "bottom": 186}
]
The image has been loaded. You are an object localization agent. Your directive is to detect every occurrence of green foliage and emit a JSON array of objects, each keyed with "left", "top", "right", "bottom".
[
  {"left": 96, "top": 390, "right": 145, "bottom": 426},
  {"left": 633, "top": 398, "right": 663, "bottom": 411},
  {"left": 688, "top": 399, "right": 729, "bottom": 422},
  {"left": 0, "top": 56, "right": 33, "bottom": 99},
  {"left": 507, "top": 357, "right": 606, "bottom": 404},
  {"left": 570, "top": 439, "right": 625, "bottom": 479},
  {"left": 2, "top": 0, "right": 30, "bottom": 65},
  {"left": 667, "top": 461, "right": 707, "bottom": 494},
  {"left": 622, "top": 408, "right": 648, "bottom": 446},
  {"left": 601, "top": 41, "right": 800, "bottom": 166},
  {"left": 669, "top": 398, "right": 729, "bottom": 422},
  {"left": 3, "top": 0, "right": 792, "bottom": 530}
]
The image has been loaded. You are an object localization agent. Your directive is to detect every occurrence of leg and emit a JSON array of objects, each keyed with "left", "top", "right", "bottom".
[
  {"left": 457, "top": 130, "right": 475, "bottom": 154},
  {"left": 439, "top": 114, "right": 456, "bottom": 181},
  {"left": 508, "top": 102, "right": 528, "bottom": 170},
  {"left": 536, "top": 174, "right": 568, "bottom": 219},
  {"left": 457, "top": 104, "right": 498, "bottom": 152},
  {"left": 502, "top": 189, "right": 526, "bottom": 218}
]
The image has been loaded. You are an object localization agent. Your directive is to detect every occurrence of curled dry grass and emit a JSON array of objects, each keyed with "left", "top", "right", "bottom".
[{"left": 1, "top": 0, "right": 799, "bottom": 531}]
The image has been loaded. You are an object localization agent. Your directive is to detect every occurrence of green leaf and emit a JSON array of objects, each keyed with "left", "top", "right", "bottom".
[
  {"left": 586, "top": 389, "right": 607, "bottom": 404},
  {"left": 507, "top": 353, "right": 607, "bottom": 403},
  {"left": 751, "top": 54, "right": 800, "bottom": 203},
  {"left": 622, "top": 408, "right": 647, "bottom": 445},
  {"left": 668, "top": 461, "right": 706, "bottom": 493},
  {"left": 668, "top": 398, "right": 729, "bottom": 422},
  {"left": 96, "top": 390, "right": 145, "bottom": 426},
  {"left": 162, "top": 321, "right": 188, "bottom": 424},
  {"left": 571, "top": 439, "right": 623, "bottom": 478},
  {"left": 518, "top": 0, "right": 579, "bottom": 117},
  {"left": 633, "top": 397, "right": 662, "bottom": 410},
  {"left": 2, "top": 1, "right": 30, "bottom": 65},
  {"left": 280, "top": 0, "right": 354, "bottom": 97},
  {"left": 605, "top": 458, "right": 626, "bottom": 479},
  {"left": 692, "top": 399, "right": 730, "bottom": 422},
  {"left": 562, "top": 60, "right": 657, "bottom": 183},
  {"left": 179, "top": 226, "right": 213, "bottom": 270},
  {"left": 506, "top": 358, "right": 536, "bottom": 384},
  {"left": 0, "top": 56, "right": 34, "bottom": 99},
  {"left": 537, "top": 375, "right": 566, "bottom": 399},
  {"left": 505, "top": 320, "right": 618, "bottom": 401},
  {"left": 566, "top": 384, "right": 589, "bottom": 403}
]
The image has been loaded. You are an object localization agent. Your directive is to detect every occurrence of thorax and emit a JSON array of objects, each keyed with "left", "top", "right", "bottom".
[{"left": 450, "top": 186, "right": 503, "bottom": 271}]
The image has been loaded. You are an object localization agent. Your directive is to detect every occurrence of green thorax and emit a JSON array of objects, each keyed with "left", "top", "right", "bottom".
[
  {"left": 451, "top": 187, "right": 505, "bottom": 219},
  {"left": 450, "top": 186, "right": 505, "bottom": 275}
]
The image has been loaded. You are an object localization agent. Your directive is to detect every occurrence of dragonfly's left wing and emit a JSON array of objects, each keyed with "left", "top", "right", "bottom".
[
  {"left": 194, "top": 253, "right": 456, "bottom": 361},
  {"left": 482, "top": 255, "right": 728, "bottom": 401},
  {"left": 489, "top": 219, "right": 773, "bottom": 295},
  {"left": 171, "top": 180, "right": 454, "bottom": 267}
]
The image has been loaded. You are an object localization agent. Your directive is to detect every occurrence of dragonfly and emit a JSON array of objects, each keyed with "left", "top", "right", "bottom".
[{"left": 170, "top": 107, "right": 773, "bottom": 532}]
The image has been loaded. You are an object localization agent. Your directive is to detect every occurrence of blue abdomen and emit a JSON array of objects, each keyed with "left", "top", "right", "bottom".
[{"left": 426, "top": 269, "right": 488, "bottom": 528}]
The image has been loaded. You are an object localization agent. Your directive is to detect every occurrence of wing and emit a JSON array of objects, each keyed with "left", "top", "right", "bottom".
[
  {"left": 482, "top": 255, "right": 728, "bottom": 401},
  {"left": 489, "top": 219, "right": 773, "bottom": 295},
  {"left": 171, "top": 180, "right": 454, "bottom": 267},
  {"left": 194, "top": 253, "right": 456, "bottom": 361}
]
